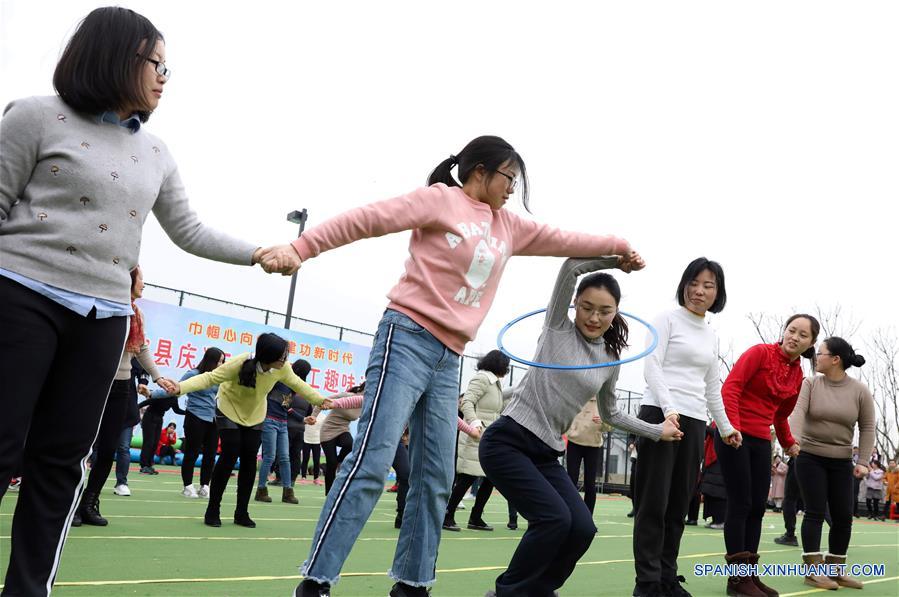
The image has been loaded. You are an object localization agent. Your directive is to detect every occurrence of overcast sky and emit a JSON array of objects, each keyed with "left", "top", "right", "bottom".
[{"left": 2, "top": 1, "right": 896, "bottom": 392}]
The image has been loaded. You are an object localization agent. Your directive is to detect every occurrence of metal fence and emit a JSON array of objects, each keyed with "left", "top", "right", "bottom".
[{"left": 144, "top": 281, "right": 643, "bottom": 493}]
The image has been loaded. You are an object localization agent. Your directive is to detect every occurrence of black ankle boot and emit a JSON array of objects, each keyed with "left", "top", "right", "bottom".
[
  {"left": 234, "top": 511, "right": 256, "bottom": 528},
  {"left": 79, "top": 491, "right": 108, "bottom": 526}
]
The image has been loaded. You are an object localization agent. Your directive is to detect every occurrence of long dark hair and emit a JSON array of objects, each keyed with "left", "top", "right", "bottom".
[
  {"left": 196, "top": 347, "right": 225, "bottom": 374},
  {"left": 822, "top": 337, "right": 866, "bottom": 370},
  {"left": 575, "top": 272, "right": 628, "bottom": 359},
  {"left": 237, "top": 333, "right": 288, "bottom": 388},
  {"left": 53, "top": 7, "right": 164, "bottom": 123},
  {"left": 782, "top": 314, "right": 821, "bottom": 361},
  {"left": 427, "top": 135, "right": 530, "bottom": 212}
]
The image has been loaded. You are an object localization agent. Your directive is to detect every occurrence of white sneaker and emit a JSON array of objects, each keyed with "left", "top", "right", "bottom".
[
  {"left": 114, "top": 484, "right": 131, "bottom": 496},
  {"left": 182, "top": 484, "right": 199, "bottom": 498},
  {"left": 198, "top": 485, "right": 210, "bottom": 498}
]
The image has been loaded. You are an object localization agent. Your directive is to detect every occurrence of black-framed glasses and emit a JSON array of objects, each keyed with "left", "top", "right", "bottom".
[
  {"left": 142, "top": 56, "right": 171, "bottom": 79},
  {"left": 495, "top": 170, "right": 519, "bottom": 192}
]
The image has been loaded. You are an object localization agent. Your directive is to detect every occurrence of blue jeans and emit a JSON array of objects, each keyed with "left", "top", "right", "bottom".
[
  {"left": 258, "top": 418, "right": 291, "bottom": 489},
  {"left": 301, "top": 309, "right": 460, "bottom": 587},
  {"left": 115, "top": 425, "right": 133, "bottom": 486}
]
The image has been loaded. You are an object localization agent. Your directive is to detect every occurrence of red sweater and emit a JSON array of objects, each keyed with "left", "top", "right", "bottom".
[
  {"left": 721, "top": 343, "right": 802, "bottom": 448},
  {"left": 156, "top": 429, "right": 177, "bottom": 455}
]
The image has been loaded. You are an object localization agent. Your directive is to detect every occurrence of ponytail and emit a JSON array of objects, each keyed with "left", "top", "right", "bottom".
[
  {"left": 238, "top": 357, "right": 258, "bottom": 388},
  {"left": 603, "top": 313, "right": 629, "bottom": 360},
  {"left": 427, "top": 155, "right": 461, "bottom": 189}
]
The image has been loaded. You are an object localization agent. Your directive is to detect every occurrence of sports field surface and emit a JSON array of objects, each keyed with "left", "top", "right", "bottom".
[{"left": 2, "top": 467, "right": 897, "bottom": 596}]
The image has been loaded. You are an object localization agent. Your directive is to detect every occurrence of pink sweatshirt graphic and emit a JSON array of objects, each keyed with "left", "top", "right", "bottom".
[{"left": 292, "top": 184, "right": 629, "bottom": 353}]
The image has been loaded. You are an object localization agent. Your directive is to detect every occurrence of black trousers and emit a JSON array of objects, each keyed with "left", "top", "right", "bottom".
[
  {"left": 481, "top": 416, "right": 596, "bottom": 597},
  {"left": 632, "top": 407, "right": 706, "bottom": 584},
  {"left": 302, "top": 441, "right": 322, "bottom": 479},
  {"left": 158, "top": 445, "right": 176, "bottom": 465},
  {"left": 139, "top": 410, "right": 163, "bottom": 468},
  {"left": 447, "top": 472, "right": 495, "bottom": 521},
  {"left": 795, "top": 452, "right": 854, "bottom": 554},
  {"left": 703, "top": 496, "right": 726, "bottom": 523},
  {"left": 393, "top": 442, "right": 410, "bottom": 514},
  {"left": 0, "top": 276, "right": 128, "bottom": 596},
  {"left": 716, "top": 432, "right": 771, "bottom": 554},
  {"left": 321, "top": 432, "right": 353, "bottom": 494},
  {"left": 206, "top": 414, "right": 262, "bottom": 519},
  {"left": 566, "top": 441, "right": 603, "bottom": 513},
  {"left": 181, "top": 411, "right": 218, "bottom": 487},
  {"left": 84, "top": 380, "right": 133, "bottom": 494},
  {"left": 782, "top": 458, "right": 800, "bottom": 535},
  {"left": 288, "top": 427, "right": 304, "bottom": 484}
]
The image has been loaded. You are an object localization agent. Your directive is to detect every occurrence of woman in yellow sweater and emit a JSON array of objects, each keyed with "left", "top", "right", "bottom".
[{"left": 171, "top": 333, "right": 324, "bottom": 527}]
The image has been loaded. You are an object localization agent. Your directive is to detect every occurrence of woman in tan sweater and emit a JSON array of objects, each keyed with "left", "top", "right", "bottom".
[{"left": 789, "top": 336, "right": 875, "bottom": 590}]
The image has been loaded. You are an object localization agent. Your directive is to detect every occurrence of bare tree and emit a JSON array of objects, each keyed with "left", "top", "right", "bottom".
[
  {"left": 862, "top": 327, "right": 899, "bottom": 461},
  {"left": 746, "top": 311, "right": 786, "bottom": 345},
  {"left": 814, "top": 304, "right": 862, "bottom": 340}
]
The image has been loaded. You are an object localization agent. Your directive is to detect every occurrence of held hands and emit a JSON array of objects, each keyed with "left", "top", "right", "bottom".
[
  {"left": 304, "top": 416, "right": 317, "bottom": 425},
  {"left": 469, "top": 426, "right": 483, "bottom": 440},
  {"left": 660, "top": 418, "right": 684, "bottom": 441},
  {"left": 722, "top": 430, "right": 743, "bottom": 449},
  {"left": 786, "top": 443, "right": 800, "bottom": 458},
  {"left": 156, "top": 377, "right": 177, "bottom": 394},
  {"left": 854, "top": 464, "right": 869, "bottom": 479},
  {"left": 320, "top": 398, "right": 334, "bottom": 410},
  {"left": 137, "top": 384, "right": 151, "bottom": 397},
  {"left": 617, "top": 251, "right": 646, "bottom": 273},
  {"left": 255, "top": 244, "right": 302, "bottom": 276}
]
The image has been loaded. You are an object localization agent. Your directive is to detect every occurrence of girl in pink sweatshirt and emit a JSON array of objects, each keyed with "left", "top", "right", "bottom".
[{"left": 289, "top": 135, "right": 644, "bottom": 597}]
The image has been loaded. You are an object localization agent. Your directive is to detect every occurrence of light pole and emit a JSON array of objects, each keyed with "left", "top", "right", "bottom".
[{"left": 284, "top": 209, "right": 308, "bottom": 330}]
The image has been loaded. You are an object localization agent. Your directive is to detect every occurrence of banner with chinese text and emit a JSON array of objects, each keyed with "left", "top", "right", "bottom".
[{"left": 137, "top": 298, "right": 372, "bottom": 430}]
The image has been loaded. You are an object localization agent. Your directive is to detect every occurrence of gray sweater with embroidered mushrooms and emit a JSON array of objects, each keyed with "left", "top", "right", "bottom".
[{"left": 0, "top": 96, "right": 256, "bottom": 303}]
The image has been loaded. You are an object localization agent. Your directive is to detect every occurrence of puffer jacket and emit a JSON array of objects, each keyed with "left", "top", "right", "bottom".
[{"left": 456, "top": 370, "right": 504, "bottom": 477}]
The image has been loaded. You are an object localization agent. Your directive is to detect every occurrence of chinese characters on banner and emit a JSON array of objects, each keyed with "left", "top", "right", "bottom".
[{"left": 137, "top": 298, "right": 372, "bottom": 409}]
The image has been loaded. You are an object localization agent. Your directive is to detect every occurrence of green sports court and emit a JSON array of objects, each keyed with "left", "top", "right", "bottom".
[{"left": 2, "top": 468, "right": 896, "bottom": 596}]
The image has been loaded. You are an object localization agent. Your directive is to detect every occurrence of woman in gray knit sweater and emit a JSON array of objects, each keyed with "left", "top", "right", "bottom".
[
  {"left": 0, "top": 8, "right": 264, "bottom": 594},
  {"left": 480, "top": 255, "right": 682, "bottom": 597}
]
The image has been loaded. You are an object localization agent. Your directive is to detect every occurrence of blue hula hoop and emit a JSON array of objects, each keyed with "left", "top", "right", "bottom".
[{"left": 497, "top": 307, "right": 659, "bottom": 370}]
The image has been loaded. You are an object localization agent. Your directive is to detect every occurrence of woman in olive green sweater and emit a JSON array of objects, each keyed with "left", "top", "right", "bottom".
[{"left": 172, "top": 333, "right": 324, "bottom": 527}]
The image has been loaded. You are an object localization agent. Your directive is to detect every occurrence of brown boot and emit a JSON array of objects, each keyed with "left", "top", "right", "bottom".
[
  {"left": 281, "top": 487, "right": 298, "bottom": 504},
  {"left": 254, "top": 487, "right": 272, "bottom": 503},
  {"left": 725, "top": 552, "right": 767, "bottom": 596},
  {"left": 802, "top": 553, "right": 839, "bottom": 590},
  {"left": 746, "top": 553, "right": 779, "bottom": 596},
  {"left": 825, "top": 553, "right": 864, "bottom": 589}
]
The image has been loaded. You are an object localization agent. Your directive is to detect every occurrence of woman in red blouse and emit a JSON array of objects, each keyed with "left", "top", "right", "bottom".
[{"left": 716, "top": 314, "right": 819, "bottom": 597}]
